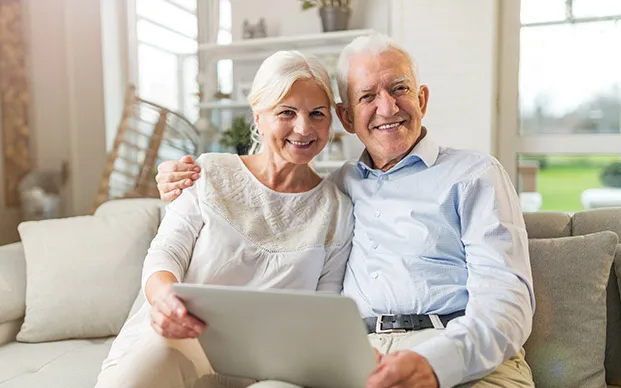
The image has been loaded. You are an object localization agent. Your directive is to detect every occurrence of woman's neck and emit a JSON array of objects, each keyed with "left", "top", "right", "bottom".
[{"left": 240, "top": 153, "right": 322, "bottom": 193}]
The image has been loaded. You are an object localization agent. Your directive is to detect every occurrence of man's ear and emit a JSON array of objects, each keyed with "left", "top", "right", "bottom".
[
  {"left": 418, "top": 85, "right": 430, "bottom": 116},
  {"left": 336, "top": 103, "right": 355, "bottom": 134}
]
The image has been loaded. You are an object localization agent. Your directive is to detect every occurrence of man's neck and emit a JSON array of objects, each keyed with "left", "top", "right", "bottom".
[{"left": 371, "top": 128, "right": 427, "bottom": 172}]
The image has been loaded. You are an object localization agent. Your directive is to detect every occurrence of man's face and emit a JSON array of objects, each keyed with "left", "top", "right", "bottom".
[{"left": 336, "top": 49, "right": 429, "bottom": 170}]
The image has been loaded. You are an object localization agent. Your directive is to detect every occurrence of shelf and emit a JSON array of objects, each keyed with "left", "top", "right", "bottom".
[
  {"left": 199, "top": 100, "right": 250, "bottom": 109},
  {"left": 198, "top": 29, "right": 375, "bottom": 61}
]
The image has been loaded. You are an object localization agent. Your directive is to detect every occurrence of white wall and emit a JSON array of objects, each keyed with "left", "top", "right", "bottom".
[
  {"left": 391, "top": 0, "right": 499, "bottom": 154},
  {"left": 101, "top": 0, "right": 129, "bottom": 152},
  {"left": 24, "top": 0, "right": 108, "bottom": 217}
]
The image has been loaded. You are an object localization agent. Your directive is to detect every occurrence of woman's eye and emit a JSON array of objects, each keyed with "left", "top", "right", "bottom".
[
  {"left": 310, "top": 111, "right": 325, "bottom": 118},
  {"left": 278, "top": 110, "right": 295, "bottom": 117}
]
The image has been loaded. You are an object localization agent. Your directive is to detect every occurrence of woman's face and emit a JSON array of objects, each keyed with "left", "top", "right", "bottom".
[{"left": 256, "top": 79, "right": 331, "bottom": 165}]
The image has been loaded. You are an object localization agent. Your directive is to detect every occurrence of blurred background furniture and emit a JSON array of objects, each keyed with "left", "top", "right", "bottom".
[{"left": 92, "top": 86, "right": 202, "bottom": 211}]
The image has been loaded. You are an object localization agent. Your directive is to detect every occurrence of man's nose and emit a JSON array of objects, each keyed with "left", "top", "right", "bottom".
[
  {"left": 376, "top": 91, "right": 399, "bottom": 117},
  {"left": 293, "top": 116, "right": 313, "bottom": 136}
]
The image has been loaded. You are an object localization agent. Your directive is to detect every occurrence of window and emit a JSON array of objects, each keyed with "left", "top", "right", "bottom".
[
  {"left": 501, "top": 0, "right": 621, "bottom": 212},
  {"left": 130, "top": 0, "right": 199, "bottom": 122},
  {"left": 217, "top": 0, "right": 233, "bottom": 96}
]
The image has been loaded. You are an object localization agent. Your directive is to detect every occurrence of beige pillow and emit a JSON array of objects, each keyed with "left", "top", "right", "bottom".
[
  {"left": 525, "top": 231, "right": 617, "bottom": 388},
  {"left": 16, "top": 208, "right": 159, "bottom": 342}
]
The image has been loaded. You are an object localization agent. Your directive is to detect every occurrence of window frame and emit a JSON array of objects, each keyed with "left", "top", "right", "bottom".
[
  {"left": 127, "top": 0, "right": 199, "bottom": 118},
  {"left": 497, "top": 0, "right": 621, "bottom": 185}
]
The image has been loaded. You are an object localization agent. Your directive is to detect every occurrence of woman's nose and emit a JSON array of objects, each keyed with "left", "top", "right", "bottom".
[{"left": 293, "top": 116, "right": 313, "bottom": 136}]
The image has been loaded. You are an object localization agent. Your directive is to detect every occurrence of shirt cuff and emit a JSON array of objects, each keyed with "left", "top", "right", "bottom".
[{"left": 410, "top": 335, "right": 464, "bottom": 388}]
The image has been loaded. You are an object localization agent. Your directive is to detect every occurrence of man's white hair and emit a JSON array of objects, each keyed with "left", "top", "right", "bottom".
[
  {"left": 247, "top": 50, "right": 334, "bottom": 153},
  {"left": 336, "top": 33, "right": 421, "bottom": 106}
]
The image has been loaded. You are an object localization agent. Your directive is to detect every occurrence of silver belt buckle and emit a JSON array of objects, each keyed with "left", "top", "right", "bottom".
[{"left": 375, "top": 314, "right": 406, "bottom": 333}]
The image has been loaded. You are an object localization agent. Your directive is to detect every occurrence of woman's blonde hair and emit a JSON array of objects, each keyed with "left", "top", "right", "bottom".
[{"left": 247, "top": 50, "right": 334, "bottom": 153}]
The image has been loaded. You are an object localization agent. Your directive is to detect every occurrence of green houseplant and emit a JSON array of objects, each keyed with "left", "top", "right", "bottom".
[
  {"left": 220, "top": 116, "right": 252, "bottom": 155},
  {"left": 600, "top": 161, "right": 621, "bottom": 188},
  {"left": 299, "top": 0, "right": 351, "bottom": 32}
]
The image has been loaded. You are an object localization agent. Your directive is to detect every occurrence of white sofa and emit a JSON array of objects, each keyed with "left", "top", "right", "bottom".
[{"left": 1, "top": 199, "right": 620, "bottom": 388}]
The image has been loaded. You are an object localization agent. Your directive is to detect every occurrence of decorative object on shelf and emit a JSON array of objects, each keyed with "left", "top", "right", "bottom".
[
  {"left": 300, "top": 0, "right": 351, "bottom": 32},
  {"left": 220, "top": 116, "right": 252, "bottom": 155},
  {"left": 213, "top": 91, "right": 233, "bottom": 100},
  {"left": 19, "top": 170, "right": 64, "bottom": 221},
  {"left": 242, "top": 18, "right": 267, "bottom": 39},
  {"left": 236, "top": 82, "right": 253, "bottom": 102}
]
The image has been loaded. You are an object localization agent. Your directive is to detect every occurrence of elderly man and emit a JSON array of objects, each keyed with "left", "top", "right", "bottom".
[{"left": 155, "top": 33, "right": 535, "bottom": 388}]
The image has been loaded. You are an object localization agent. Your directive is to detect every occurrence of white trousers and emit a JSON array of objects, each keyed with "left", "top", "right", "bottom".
[
  {"left": 95, "top": 327, "right": 533, "bottom": 388},
  {"left": 94, "top": 327, "right": 254, "bottom": 388},
  {"left": 251, "top": 329, "right": 534, "bottom": 388}
]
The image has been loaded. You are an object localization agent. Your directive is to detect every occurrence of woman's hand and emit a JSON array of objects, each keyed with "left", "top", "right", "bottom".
[{"left": 149, "top": 282, "right": 206, "bottom": 339}]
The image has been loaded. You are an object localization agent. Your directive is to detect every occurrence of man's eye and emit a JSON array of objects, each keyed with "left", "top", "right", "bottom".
[
  {"left": 394, "top": 86, "right": 409, "bottom": 94},
  {"left": 359, "top": 94, "right": 373, "bottom": 102}
]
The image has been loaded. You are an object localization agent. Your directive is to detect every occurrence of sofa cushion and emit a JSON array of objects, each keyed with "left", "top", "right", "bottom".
[
  {"left": 16, "top": 207, "right": 158, "bottom": 343},
  {"left": 525, "top": 231, "right": 617, "bottom": 388},
  {"left": 572, "top": 209, "right": 621, "bottom": 386},
  {"left": 94, "top": 198, "right": 167, "bottom": 221},
  {"left": 0, "top": 336, "right": 113, "bottom": 388},
  {"left": 0, "top": 243, "right": 25, "bottom": 324},
  {"left": 523, "top": 211, "right": 572, "bottom": 238}
]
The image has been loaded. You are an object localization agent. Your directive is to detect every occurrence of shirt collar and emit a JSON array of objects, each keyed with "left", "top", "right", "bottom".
[{"left": 355, "top": 128, "right": 439, "bottom": 178}]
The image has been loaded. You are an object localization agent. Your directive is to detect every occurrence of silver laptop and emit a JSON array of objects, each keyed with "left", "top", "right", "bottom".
[{"left": 173, "top": 283, "right": 376, "bottom": 388}]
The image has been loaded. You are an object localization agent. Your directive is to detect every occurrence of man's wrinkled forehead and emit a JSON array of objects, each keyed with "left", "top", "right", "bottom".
[
  {"left": 355, "top": 75, "right": 413, "bottom": 94},
  {"left": 348, "top": 50, "right": 414, "bottom": 81}
]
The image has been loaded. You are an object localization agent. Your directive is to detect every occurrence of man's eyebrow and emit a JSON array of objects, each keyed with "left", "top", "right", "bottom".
[
  {"left": 391, "top": 76, "right": 412, "bottom": 86},
  {"left": 355, "top": 86, "right": 375, "bottom": 95}
]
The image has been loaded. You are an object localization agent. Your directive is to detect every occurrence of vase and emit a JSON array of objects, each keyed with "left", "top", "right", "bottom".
[{"left": 319, "top": 7, "right": 350, "bottom": 32}]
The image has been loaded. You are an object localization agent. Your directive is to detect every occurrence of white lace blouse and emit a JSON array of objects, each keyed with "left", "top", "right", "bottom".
[{"left": 102, "top": 153, "right": 354, "bottom": 369}]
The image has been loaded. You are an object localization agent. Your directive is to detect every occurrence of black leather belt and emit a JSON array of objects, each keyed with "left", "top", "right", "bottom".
[{"left": 364, "top": 310, "right": 465, "bottom": 334}]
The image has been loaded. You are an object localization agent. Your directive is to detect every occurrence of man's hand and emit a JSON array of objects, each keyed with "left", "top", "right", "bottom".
[
  {"left": 366, "top": 350, "right": 439, "bottom": 388},
  {"left": 155, "top": 155, "right": 200, "bottom": 202}
]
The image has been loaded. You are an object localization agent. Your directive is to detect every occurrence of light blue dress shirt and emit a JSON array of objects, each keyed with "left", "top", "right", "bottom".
[{"left": 329, "top": 133, "right": 535, "bottom": 387}]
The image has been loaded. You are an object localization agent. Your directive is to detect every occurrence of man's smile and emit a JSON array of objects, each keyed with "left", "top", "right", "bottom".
[{"left": 373, "top": 120, "right": 406, "bottom": 131}]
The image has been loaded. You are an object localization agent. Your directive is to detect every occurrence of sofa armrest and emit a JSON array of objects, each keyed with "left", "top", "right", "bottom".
[
  {"left": 0, "top": 318, "right": 22, "bottom": 346},
  {"left": 0, "top": 242, "right": 26, "bottom": 324}
]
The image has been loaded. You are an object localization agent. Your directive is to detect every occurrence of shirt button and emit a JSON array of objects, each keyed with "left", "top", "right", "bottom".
[
  {"left": 371, "top": 242, "right": 378, "bottom": 249},
  {"left": 371, "top": 272, "right": 378, "bottom": 279},
  {"left": 374, "top": 210, "right": 380, "bottom": 217}
]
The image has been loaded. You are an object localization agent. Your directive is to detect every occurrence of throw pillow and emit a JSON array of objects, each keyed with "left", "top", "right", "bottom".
[
  {"left": 607, "top": 248, "right": 621, "bottom": 386},
  {"left": 16, "top": 207, "right": 159, "bottom": 342},
  {"left": 525, "top": 231, "right": 617, "bottom": 388}
]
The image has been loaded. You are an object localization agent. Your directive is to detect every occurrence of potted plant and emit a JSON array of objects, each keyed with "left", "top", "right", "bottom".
[
  {"left": 220, "top": 116, "right": 252, "bottom": 155},
  {"left": 300, "top": 0, "right": 351, "bottom": 32}
]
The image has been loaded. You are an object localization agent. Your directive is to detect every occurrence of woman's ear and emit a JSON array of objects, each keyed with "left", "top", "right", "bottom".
[
  {"left": 254, "top": 113, "right": 263, "bottom": 135},
  {"left": 336, "top": 103, "right": 355, "bottom": 134}
]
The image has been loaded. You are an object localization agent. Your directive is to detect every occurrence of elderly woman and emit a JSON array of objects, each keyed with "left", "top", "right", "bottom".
[{"left": 95, "top": 50, "right": 353, "bottom": 388}]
